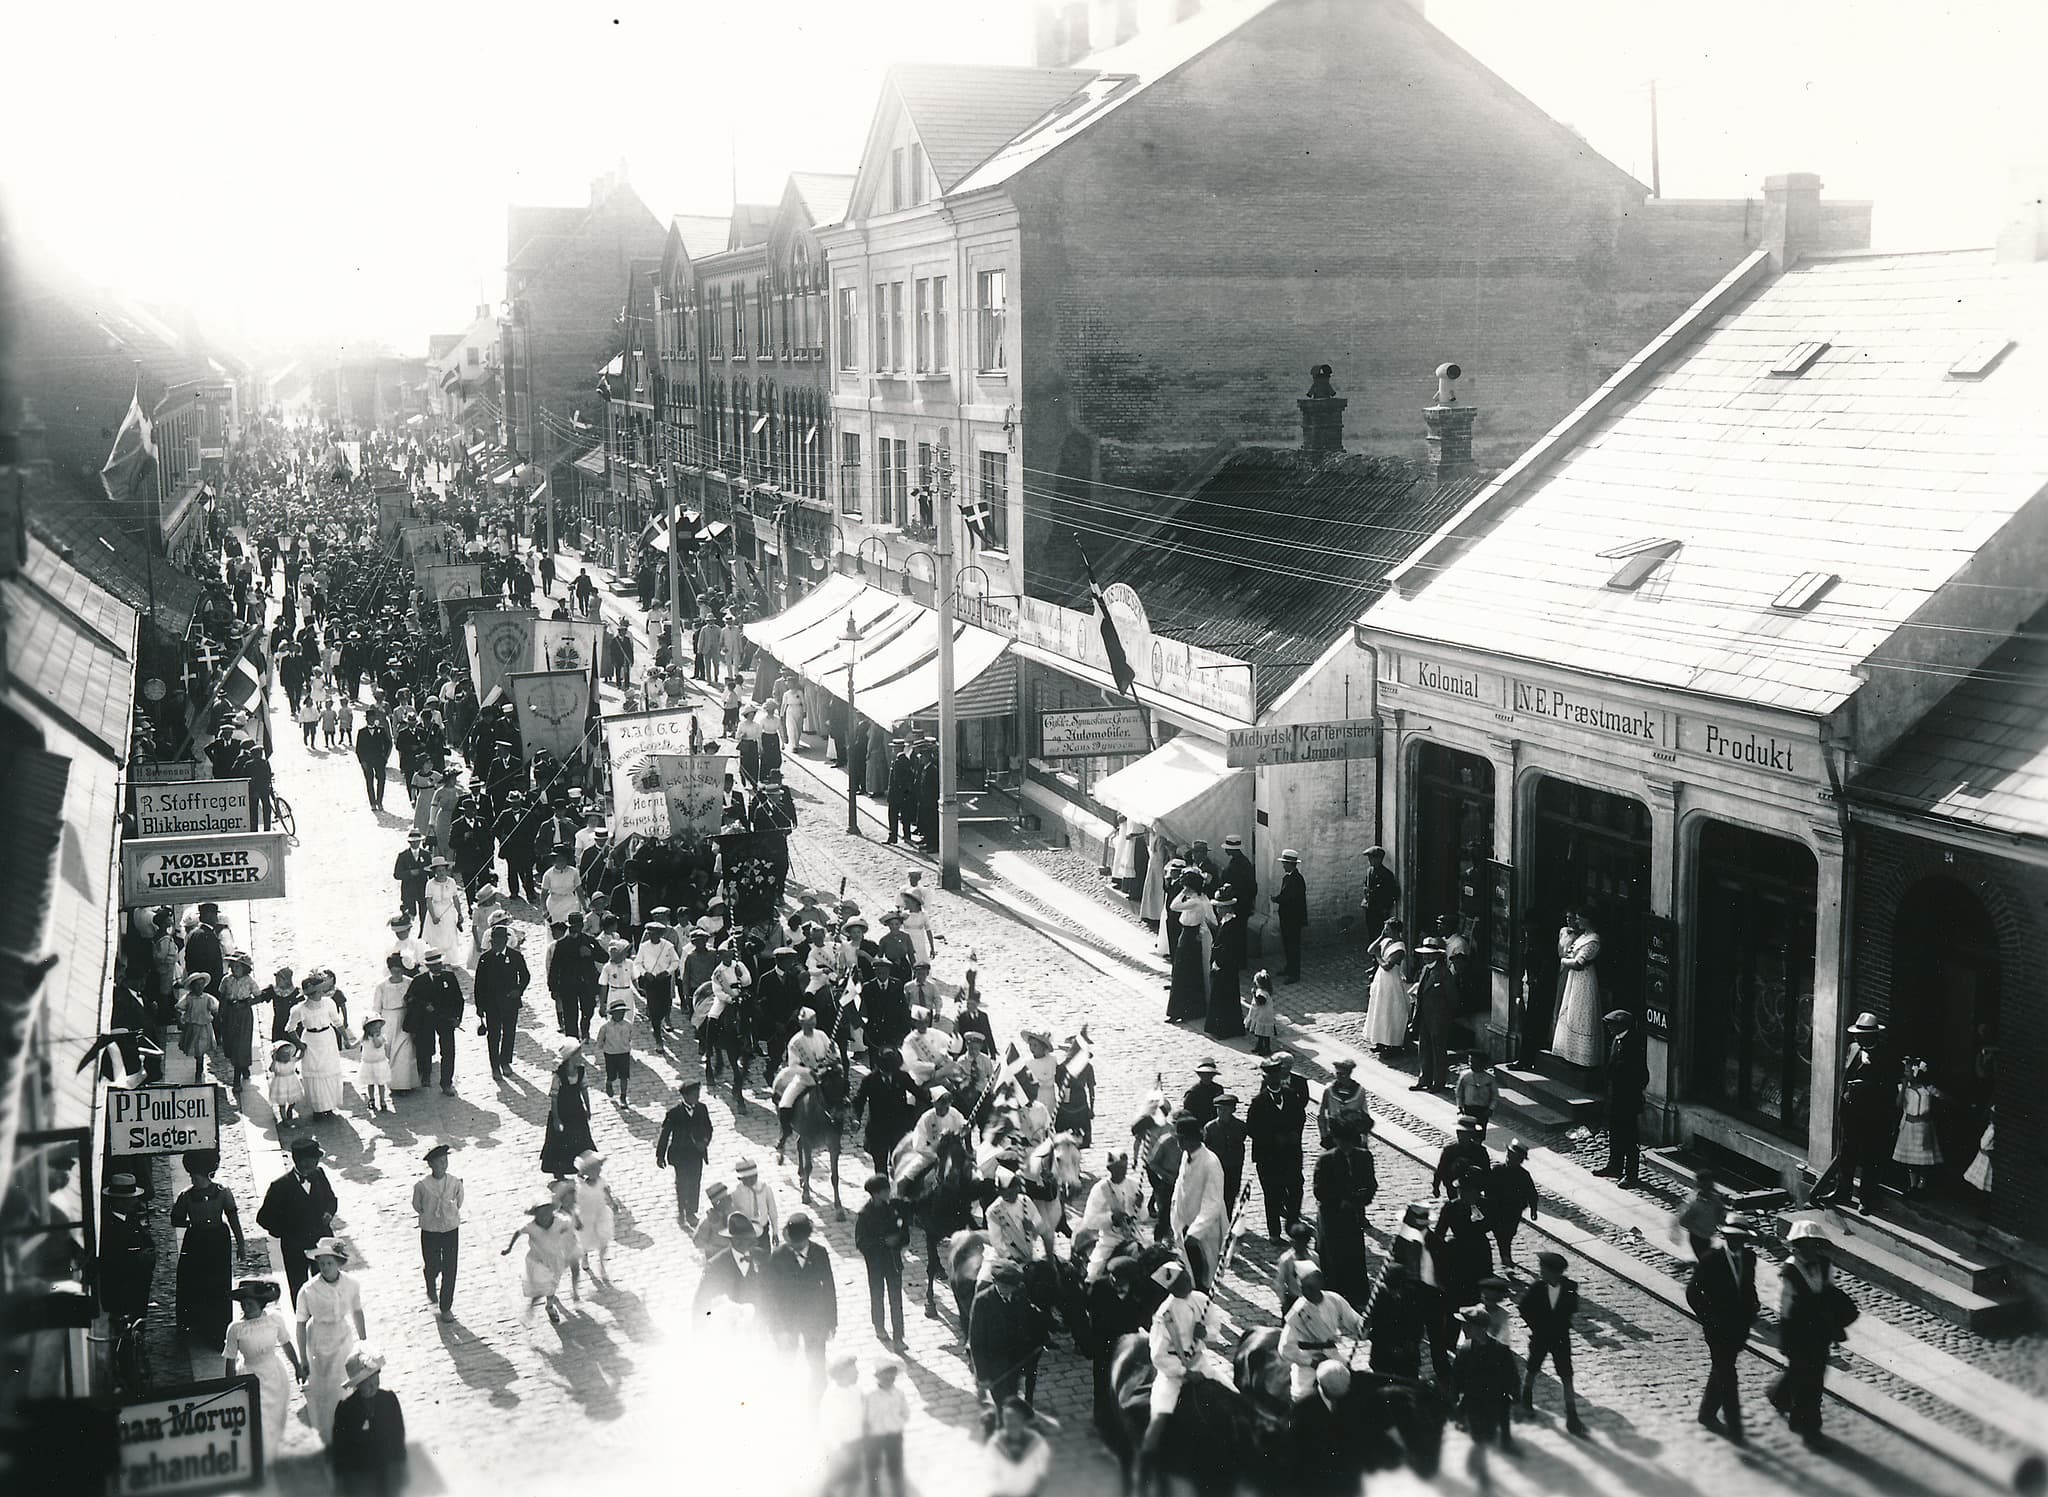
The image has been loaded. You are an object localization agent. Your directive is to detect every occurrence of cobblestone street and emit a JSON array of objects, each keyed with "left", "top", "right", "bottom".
[{"left": 136, "top": 568, "right": 1988, "bottom": 1497}]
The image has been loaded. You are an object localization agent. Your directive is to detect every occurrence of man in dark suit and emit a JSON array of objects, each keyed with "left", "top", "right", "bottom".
[
  {"left": 694, "top": 1213, "right": 764, "bottom": 1315},
  {"left": 1358, "top": 846, "right": 1399, "bottom": 939},
  {"left": 1597, "top": 1010, "right": 1649, "bottom": 1186},
  {"left": 1517, "top": 1252, "right": 1586, "bottom": 1434},
  {"left": 1274, "top": 850, "right": 1309, "bottom": 984},
  {"left": 182, "top": 912, "right": 226, "bottom": 1001},
  {"left": 656, "top": 1080, "right": 715, "bottom": 1228},
  {"left": 408, "top": 950, "right": 467, "bottom": 1096},
  {"left": 392, "top": 832, "right": 432, "bottom": 928},
  {"left": 1410, "top": 937, "right": 1456, "bottom": 1093},
  {"left": 472, "top": 923, "right": 530, "bottom": 1080},
  {"left": 1247, "top": 1055, "right": 1310, "bottom": 1241},
  {"left": 256, "top": 1137, "right": 340, "bottom": 1303},
  {"left": 1686, "top": 1219, "right": 1760, "bottom": 1440},
  {"left": 1285, "top": 1361, "right": 1368, "bottom": 1497},
  {"left": 886, "top": 741, "right": 916, "bottom": 845},
  {"left": 766, "top": 1211, "right": 837, "bottom": 1380}
]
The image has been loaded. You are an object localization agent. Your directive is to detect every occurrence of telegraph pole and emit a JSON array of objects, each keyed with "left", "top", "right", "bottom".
[
  {"left": 844, "top": 613, "right": 862, "bottom": 836},
  {"left": 936, "top": 501, "right": 960, "bottom": 890},
  {"left": 665, "top": 479, "right": 685, "bottom": 667}
]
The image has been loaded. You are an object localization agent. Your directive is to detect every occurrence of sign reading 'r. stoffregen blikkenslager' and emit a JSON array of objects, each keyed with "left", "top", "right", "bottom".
[
  {"left": 133, "top": 780, "right": 253, "bottom": 837},
  {"left": 120, "top": 832, "right": 288, "bottom": 905}
]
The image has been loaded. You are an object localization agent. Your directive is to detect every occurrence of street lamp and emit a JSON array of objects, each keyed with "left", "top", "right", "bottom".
[
  {"left": 901, "top": 550, "right": 936, "bottom": 597},
  {"left": 843, "top": 614, "right": 862, "bottom": 836},
  {"left": 854, "top": 536, "right": 888, "bottom": 578}
]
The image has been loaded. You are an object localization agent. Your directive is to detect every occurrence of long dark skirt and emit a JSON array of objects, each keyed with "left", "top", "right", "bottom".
[
  {"left": 176, "top": 1224, "right": 233, "bottom": 1345},
  {"left": 1167, "top": 929, "right": 1209, "bottom": 1021},
  {"left": 218, "top": 999, "right": 256, "bottom": 1078},
  {"left": 1205, "top": 962, "right": 1246, "bottom": 1039},
  {"left": 738, "top": 738, "right": 761, "bottom": 786},
  {"left": 540, "top": 1083, "right": 596, "bottom": 1176}
]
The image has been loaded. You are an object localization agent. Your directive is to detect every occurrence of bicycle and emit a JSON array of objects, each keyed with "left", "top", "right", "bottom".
[
  {"left": 270, "top": 794, "right": 298, "bottom": 840},
  {"left": 89, "top": 1306, "right": 149, "bottom": 1393}
]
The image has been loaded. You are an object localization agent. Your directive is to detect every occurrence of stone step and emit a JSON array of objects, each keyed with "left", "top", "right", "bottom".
[
  {"left": 1641, "top": 1143, "right": 1790, "bottom": 1212},
  {"left": 1495, "top": 1063, "right": 1604, "bottom": 1123},
  {"left": 1779, "top": 1208, "right": 2033, "bottom": 1335},
  {"left": 1801, "top": 1200, "right": 2018, "bottom": 1296}
]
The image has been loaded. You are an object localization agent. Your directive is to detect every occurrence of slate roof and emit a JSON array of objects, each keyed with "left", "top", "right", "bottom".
[
  {"left": 889, "top": 63, "right": 1094, "bottom": 192},
  {"left": 25, "top": 476, "right": 203, "bottom": 636},
  {"left": 5, "top": 538, "right": 139, "bottom": 757},
  {"left": 672, "top": 214, "right": 731, "bottom": 262},
  {"left": 1854, "top": 606, "right": 2048, "bottom": 842},
  {"left": 728, "top": 203, "right": 778, "bottom": 250},
  {"left": 506, "top": 204, "right": 585, "bottom": 272},
  {"left": 1101, "top": 450, "right": 1490, "bottom": 715},
  {"left": 1363, "top": 249, "right": 2048, "bottom": 716},
  {"left": 788, "top": 173, "right": 855, "bottom": 228}
]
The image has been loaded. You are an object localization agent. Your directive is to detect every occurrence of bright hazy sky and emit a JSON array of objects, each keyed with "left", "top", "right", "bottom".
[{"left": 3, "top": 0, "right": 2039, "bottom": 358}]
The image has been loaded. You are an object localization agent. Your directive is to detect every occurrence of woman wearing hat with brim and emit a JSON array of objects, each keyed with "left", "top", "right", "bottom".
[
  {"left": 171, "top": 1147, "right": 247, "bottom": 1346},
  {"left": 288, "top": 971, "right": 350, "bottom": 1118},
  {"left": 224, "top": 1279, "right": 303, "bottom": 1459},
  {"left": 176, "top": 971, "right": 218, "bottom": 1070},
  {"left": 1771, "top": 1220, "right": 1853, "bottom": 1443},
  {"left": 504, "top": 1199, "right": 579, "bottom": 1325},
  {"left": 540, "top": 1042, "right": 596, "bottom": 1180},
  {"left": 419, "top": 855, "right": 468, "bottom": 960},
  {"left": 217, "top": 952, "right": 260, "bottom": 1088},
  {"left": 296, "top": 1237, "right": 368, "bottom": 1445}
]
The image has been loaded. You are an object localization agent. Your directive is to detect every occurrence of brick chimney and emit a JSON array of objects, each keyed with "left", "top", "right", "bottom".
[
  {"left": 1761, "top": 172, "right": 1823, "bottom": 273},
  {"left": 1423, "top": 363, "right": 1476, "bottom": 488},
  {"left": 1996, "top": 161, "right": 2048, "bottom": 264},
  {"left": 1298, "top": 364, "right": 1347, "bottom": 463}
]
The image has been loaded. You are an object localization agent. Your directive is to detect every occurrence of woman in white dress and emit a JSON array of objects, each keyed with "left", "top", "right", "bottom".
[
  {"left": 371, "top": 953, "right": 421, "bottom": 1092},
  {"left": 1363, "top": 918, "right": 1413, "bottom": 1052},
  {"left": 419, "top": 858, "right": 468, "bottom": 958},
  {"left": 294, "top": 1238, "right": 366, "bottom": 1444},
  {"left": 1550, "top": 909, "right": 1605, "bottom": 1067},
  {"left": 223, "top": 1279, "right": 303, "bottom": 1460},
  {"left": 289, "top": 976, "right": 350, "bottom": 1116}
]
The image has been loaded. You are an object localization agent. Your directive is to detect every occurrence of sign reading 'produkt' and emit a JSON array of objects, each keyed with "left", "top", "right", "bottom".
[
  {"left": 120, "top": 832, "right": 288, "bottom": 905},
  {"left": 132, "top": 780, "right": 253, "bottom": 837}
]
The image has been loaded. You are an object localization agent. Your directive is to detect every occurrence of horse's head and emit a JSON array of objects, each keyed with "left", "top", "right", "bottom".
[{"left": 1047, "top": 1132, "right": 1085, "bottom": 1192}]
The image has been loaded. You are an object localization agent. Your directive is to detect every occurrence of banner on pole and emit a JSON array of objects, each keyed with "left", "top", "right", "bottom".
[
  {"left": 420, "top": 562, "right": 484, "bottom": 603},
  {"left": 654, "top": 753, "right": 729, "bottom": 842},
  {"left": 466, "top": 608, "right": 536, "bottom": 703},
  {"left": 507, "top": 670, "right": 590, "bottom": 763},
  {"left": 602, "top": 708, "right": 697, "bottom": 837},
  {"left": 534, "top": 618, "right": 603, "bottom": 687}
]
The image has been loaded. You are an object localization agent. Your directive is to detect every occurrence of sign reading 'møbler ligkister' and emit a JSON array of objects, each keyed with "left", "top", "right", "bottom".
[
  {"left": 107, "top": 1085, "right": 219, "bottom": 1155},
  {"left": 114, "top": 1375, "right": 264, "bottom": 1495},
  {"left": 120, "top": 832, "right": 288, "bottom": 906}
]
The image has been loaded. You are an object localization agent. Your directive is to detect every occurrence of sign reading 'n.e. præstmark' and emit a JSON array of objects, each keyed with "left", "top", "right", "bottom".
[{"left": 120, "top": 832, "right": 288, "bottom": 906}]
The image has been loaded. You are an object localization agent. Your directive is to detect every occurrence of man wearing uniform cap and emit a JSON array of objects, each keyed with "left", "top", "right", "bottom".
[
  {"left": 1596, "top": 1009, "right": 1648, "bottom": 1187},
  {"left": 1688, "top": 1218, "right": 1760, "bottom": 1440},
  {"left": 1274, "top": 848, "right": 1308, "bottom": 984},
  {"left": 412, "top": 1143, "right": 464, "bottom": 1320},
  {"left": 1204, "top": 1094, "right": 1248, "bottom": 1223},
  {"left": 1359, "top": 845, "right": 1399, "bottom": 943},
  {"left": 1248, "top": 1054, "right": 1310, "bottom": 1241}
]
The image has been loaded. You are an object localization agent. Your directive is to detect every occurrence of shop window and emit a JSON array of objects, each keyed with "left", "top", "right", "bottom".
[
  {"left": 1527, "top": 776, "right": 1651, "bottom": 1059},
  {"left": 1889, "top": 876, "right": 2001, "bottom": 1162},
  {"left": 1690, "top": 820, "right": 1818, "bottom": 1140}
]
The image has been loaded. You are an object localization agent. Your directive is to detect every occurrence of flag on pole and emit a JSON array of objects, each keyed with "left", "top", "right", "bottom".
[
  {"left": 99, "top": 382, "right": 156, "bottom": 507},
  {"left": 1073, "top": 538, "right": 1136, "bottom": 697}
]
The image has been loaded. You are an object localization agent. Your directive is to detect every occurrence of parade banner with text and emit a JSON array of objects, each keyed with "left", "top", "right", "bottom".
[
  {"left": 466, "top": 608, "right": 536, "bottom": 703},
  {"left": 120, "top": 832, "right": 288, "bottom": 906},
  {"left": 602, "top": 708, "right": 697, "bottom": 837},
  {"left": 132, "top": 780, "right": 253, "bottom": 837},
  {"left": 654, "top": 753, "right": 730, "bottom": 842},
  {"left": 506, "top": 670, "right": 590, "bottom": 763},
  {"left": 114, "top": 1375, "right": 264, "bottom": 1495}
]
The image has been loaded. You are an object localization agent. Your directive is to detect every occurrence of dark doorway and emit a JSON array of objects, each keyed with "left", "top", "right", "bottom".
[
  {"left": 1891, "top": 878, "right": 2002, "bottom": 1163},
  {"left": 1412, "top": 743, "right": 1496, "bottom": 1030},
  {"left": 1528, "top": 776, "right": 1652, "bottom": 1037},
  {"left": 1690, "top": 820, "right": 1818, "bottom": 1140}
]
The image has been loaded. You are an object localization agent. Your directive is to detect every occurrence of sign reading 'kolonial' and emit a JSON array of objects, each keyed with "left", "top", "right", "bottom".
[
  {"left": 115, "top": 1376, "right": 264, "bottom": 1495},
  {"left": 1038, "top": 708, "right": 1149, "bottom": 758},
  {"left": 132, "top": 780, "right": 253, "bottom": 837},
  {"left": 120, "top": 832, "right": 288, "bottom": 905},
  {"left": 1226, "top": 718, "right": 1378, "bottom": 769},
  {"left": 107, "top": 1085, "right": 220, "bottom": 1154}
]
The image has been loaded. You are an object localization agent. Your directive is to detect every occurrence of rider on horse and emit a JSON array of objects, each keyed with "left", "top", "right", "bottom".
[{"left": 774, "top": 1008, "right": 839, "bottom": 1159}]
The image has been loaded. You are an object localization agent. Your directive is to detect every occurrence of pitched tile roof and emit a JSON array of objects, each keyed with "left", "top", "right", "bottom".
[
  {"left": 1362, "top": 249, "right": 2048, "bottom": 716},
  {"left": 24, "top": 533, "right": 139, "bottom": 646},
  {"left": 1854, "top": 606, "right": 2048, "bottom": 842},
  {"left": 4, "top": 540, "right": 138, "bottom": 757},
  {"left": 672, "top": 214, "right": 732, "bottom": 262},
  {"left": 888, "top": 63, "right": 1094, "bottom": 192},
  {"left": 787, "top": 173, "right": 855, "bottom": 228},
  {"left": 1100, "top": 449, "right": 1490, "bottom": 714},
  {"left": 728, "top": 203, "right": 779, "bottom": 249},
  {"left": 25, "top": 476, "right": 202, "bottom": 636}
]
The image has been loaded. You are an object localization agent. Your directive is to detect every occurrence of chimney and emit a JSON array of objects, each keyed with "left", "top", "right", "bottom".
[
  {"left": 1995, "top": 161, "right": 2048, "bottom": 264},
  {"left": 1298, "top": 364, "right": 1347, "bottom": 463},
  {"left": 1761, "top": 172, "right": 1823, "bottom": 273},
  {"left": 1089, "top": 0, "right": 1137, "bottom": 51},
  {"left": 1033, "top": 2, "right": 1087, "bottom": 66},
  {"left": 1423, "top": 363, "right": 1476, "bottom": 488}
]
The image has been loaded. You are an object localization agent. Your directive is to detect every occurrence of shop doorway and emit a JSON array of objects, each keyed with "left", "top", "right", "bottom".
[
  {"left": 1412, "top": 743, "right": 1495, "bottom": 1022},
  {"left": 1690, "top": 820, "right": 1818, "bottom": 1140},
  {"left": 1528, "top": 776, "right": 1652, "bottom": 1046},
  {"left": 1891, "top": 878, "right": 2001, "bottom": 1162}
]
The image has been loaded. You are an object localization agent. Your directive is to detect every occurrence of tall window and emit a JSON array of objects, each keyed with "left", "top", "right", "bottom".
[
  {"left": 907, "top": 143, "right": 928, "bottom": 207},
  {"left": 915, "top": 280, "right": 932, "bottom": 373},
  {"left": 976, "top": 269, "right": 1007, "bottom": 373},
  {"left": 890, "top": 147, "right": 905, "bottom": 212},
  {"left": 978, "top": 450, "right": 1009, "bottom": 550},
  {"left": 888, "top": 283, "right": 905, "bottom": 373},
  {"left": 707, "top": 293, "right": 723, "bottom": 358},
  {"left": 839, "top": 432, "right": 862, "bottom": 516},
  {"left": 837, "top": 287, "right": 858, "bottom": 370},
  {"left": 885, "top": 438, "right": 908, "bottom": 528},
  {"left": 757, "top": 279, "right": 771, "bottom": 356},
  {"left": 873, "top": 290, "right": 889, "bottom": 374},
  {"left": 733, "top": 287, "right": 746, "bottom": 358}
]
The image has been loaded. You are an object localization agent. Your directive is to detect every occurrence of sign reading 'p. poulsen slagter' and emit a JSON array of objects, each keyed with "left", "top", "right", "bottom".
[
  {"left": 107, "top": 1085, "right": 219, "bottom": 1154},
  {"left": 120, "top": 832, "right": 288, "bottom": 906}
]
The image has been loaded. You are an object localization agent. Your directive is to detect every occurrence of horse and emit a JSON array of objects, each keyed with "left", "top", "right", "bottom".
[
  {"left": 891, "top": 1128, "right": 977, "bottom": 1314},
  {"left": 1231, "top": 1326, "right": 1447, "bottom": 1482},
  {"left": 945, "top": 1230, "right": 1063, "bottom": 1369},
  {"left": 1021, "top": 1131, "right": 1086, "bottom": 1240},
  {"left": 787, "top": 1061, "right": 850, "bottom": 1217},
  {"left": 1105, "top": 1332, "right": 1262, "bottom": 1497},
  {"left": 947, "top": 1231, "right": 1061, "bottom": 1413}
]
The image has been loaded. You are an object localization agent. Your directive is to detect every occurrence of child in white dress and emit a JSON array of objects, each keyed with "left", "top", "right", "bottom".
[
  {"left": 269, "top": 1042, "right": 305, "bottom": 1124},
  {"left": 503, "top": 1200, "right": 577, "bottom": 1325},
  {"left": 356, "top": 1018, "right": 393, "bottom": 1114},
  {"left": 1892, "top": 1059, "right": 1944, "bottom": 1192},
  {"left": 573, "top": 1149, "right": 620, "bottom": 1285}
]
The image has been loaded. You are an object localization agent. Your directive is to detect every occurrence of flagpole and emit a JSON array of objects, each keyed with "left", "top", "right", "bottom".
[{"left": 937, "top": 492, "right": 960, "bottom": 892}]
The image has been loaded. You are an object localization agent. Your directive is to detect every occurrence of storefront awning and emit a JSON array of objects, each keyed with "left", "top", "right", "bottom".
[
  {"left": 1091, "top": 734, "right": 1252, "bottom": 849},
  {"left": 573, "top": 449, "right": 609, "bottom": 478},
  {"left": 744, "top": 572, "right": 860, "bottom": 651}
]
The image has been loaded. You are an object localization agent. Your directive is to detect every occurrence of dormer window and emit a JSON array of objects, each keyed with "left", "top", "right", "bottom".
[
  {"left": 1948, "top": 338, "right": 2015, "bottom": 380},
  {"left": 1602, "top": 539, "right": 1682, "bottom": 591},
  {"left": 1768, "top": 341, "right": 1830, "bottom": 377}
]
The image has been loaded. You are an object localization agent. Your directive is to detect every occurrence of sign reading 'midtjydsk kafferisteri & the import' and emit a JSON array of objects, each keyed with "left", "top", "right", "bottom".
[{"left": 120, "top": 832, "right": 288, "bottom": 905}]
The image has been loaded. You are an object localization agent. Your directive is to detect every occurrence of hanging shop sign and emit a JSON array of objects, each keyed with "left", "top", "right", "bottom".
[
  {"left": 1038, "top": 708, "right": 1150, "bottom": 758},
  {"left": 1012, "top": 593, "right": 1255, "bottom": 722},
  {"left": 107, "top": 1084, "right": 220, "bottom": 1155},
  {"left": 1643, "top": 913, "right": 1676, "bottom": 1038},
  {"left": 132, "top": 780, "right": 253, "bottom": 837},
  {"left": 113, "top": 1375, "right": 264, "bottom": 1495},
  {"left": 506, "top": 670, "right": 590, "bottom": 763},
  {"left": 1225, "top": 717, "right": 1378, "bottom": 769},
  {"left": 654, "top": 753, "right": 731, "bottom": 841},
  {"left": 120, "top": 832, "right": 288, "bottom": 905},
  {"left": 603, "top": 708, "right": 698, "bottom": 837},
  {"left": 130, "top": 760, "right": 203, "bottom": 784}
]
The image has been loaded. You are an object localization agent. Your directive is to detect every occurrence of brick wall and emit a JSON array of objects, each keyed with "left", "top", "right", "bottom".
[
  {"left": 1013, "top": 0, "right": 1868, "bottom": 591},
  {"left": 1851, "top": 821, "right": 2048, "bottom": 1244}
]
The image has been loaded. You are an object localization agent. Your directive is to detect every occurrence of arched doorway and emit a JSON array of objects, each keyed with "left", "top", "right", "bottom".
[
  {"left": 1527, "top": 776, "right": 1651, "bottom": 1062},
  {"left": 1891, "top": 878, "right": 2001, "bottom": 1161}
]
